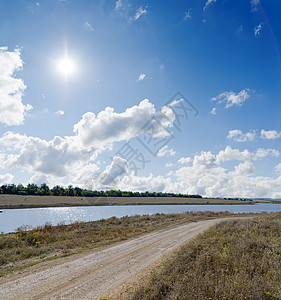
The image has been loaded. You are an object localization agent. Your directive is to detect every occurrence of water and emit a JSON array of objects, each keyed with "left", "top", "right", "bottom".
[{"left": 1, "top": 203, "right": 281, "bottom": 233}]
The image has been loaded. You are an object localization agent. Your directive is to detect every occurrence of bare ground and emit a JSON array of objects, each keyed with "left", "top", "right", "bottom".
[
  {"left": 0, "top": 218, "right": 244, "bottom": 300},
  {"left": 0, "top": 194, "right": 253, "bottom": 208}
]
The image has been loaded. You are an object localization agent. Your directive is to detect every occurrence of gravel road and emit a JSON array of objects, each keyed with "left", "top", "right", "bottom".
[{"left": 0, "top": 218, "right": 234, "bottom": 300}]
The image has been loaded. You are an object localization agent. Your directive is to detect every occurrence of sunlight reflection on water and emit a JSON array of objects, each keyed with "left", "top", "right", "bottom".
[{"left": 1, "top": 203, "right": 281, "bottom": 233}]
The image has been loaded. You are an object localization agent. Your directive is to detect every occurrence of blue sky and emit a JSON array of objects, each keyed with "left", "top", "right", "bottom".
[{"left": 0, "top": 0, "right": 281, "bottom": 198}]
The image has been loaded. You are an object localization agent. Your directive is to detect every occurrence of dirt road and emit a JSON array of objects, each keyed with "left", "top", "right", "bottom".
[{"left": 0, "top": 218, "right": 235, "bottom": 300}]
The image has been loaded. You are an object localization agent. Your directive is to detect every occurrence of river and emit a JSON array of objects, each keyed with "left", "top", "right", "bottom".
[{"left": 1, "top": 203, "right": 281, "bottom": 233}]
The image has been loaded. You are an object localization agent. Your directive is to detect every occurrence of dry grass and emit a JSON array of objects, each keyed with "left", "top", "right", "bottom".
[
  {"left": 128, "top": 213, "right": 281, "bottom": 300},
  {"left": 0, "top": 211, "right": 239, "bottom": 276},
  {"left": 0, "top": 194, "right": 254, "bottom": 208}
]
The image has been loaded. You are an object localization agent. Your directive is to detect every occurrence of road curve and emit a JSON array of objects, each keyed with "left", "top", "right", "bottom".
[{"left": 0, "top": 218, "right": 236, "bottom": 300}]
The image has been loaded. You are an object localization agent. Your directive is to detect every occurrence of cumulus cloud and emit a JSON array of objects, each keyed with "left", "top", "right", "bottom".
[
  {"left": 216, "top": 146, "right": 279, "bottom": 163},
  {"left": 234, "top": 161, "right": 255, "bottom": 175},
  {"left": 274, "top": 163, "right": 281, "bottom": 174},
  {"left": 203, "top": 0, "right": 216, "bottom": 11},
  {"left": 227, "top": 129, "right": 256, "bottom": 142},
  {"left": 210, "top": 107, "right": 216, "bottom": 115},
  {"left": 73, "top": 99, "right": 174, "bottom": 150},
  {"left": 134, "top": 5, "right": 148, "bottom": 21},
  {"left": 178, "top": 157, "right": 192, "bottom": 165},
  {"left": 0, "top": 173, "right": 14, "bottom": 185},
  {"left": 137, "top": 73, "right": 146, "bottom": 81},
  {"left": 55, "top": 110, "right": 64, "bottom": 115},
  {"left": 211, "top": 89, "right": 250, "bottom": 108},
  {"left": 0, "top": 47, "right": 32, "bottom": 126},
  {"left": 260, "top": 129, "right": 281, "bottom": 140},
  {"left": 0, "top": 99, "right": 175, "bottom": 185},
  {"left": 172, "top": 147, "right": 281, "bottom": 198},
  {"left": 86, "top": 146, "right": 281, "bottom": 198},
  {"left": 96, "top": 156, "right": 129, "bottom": 188},
  {"left": 255, "top": 23, "right": 263, "bottom": 37},
  {"left": 157, "top": 145, "right": 176, "bottom": 157},
  {"left": 165, "top": 162, "right": 174, "bottom": 168}
]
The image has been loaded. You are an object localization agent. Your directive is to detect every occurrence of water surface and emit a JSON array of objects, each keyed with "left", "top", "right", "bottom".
[{"left": 1, "top": 203, "right": 281, "bottom": 233}]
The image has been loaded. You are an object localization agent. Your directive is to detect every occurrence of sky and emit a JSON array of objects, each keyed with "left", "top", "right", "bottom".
[{"left": 0, "top": 0, "right": 281, "bottom": 198}]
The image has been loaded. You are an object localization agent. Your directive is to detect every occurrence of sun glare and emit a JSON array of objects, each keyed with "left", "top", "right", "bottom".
[{"left": 57, "top": 57, "right": 76, "bottom": 77}]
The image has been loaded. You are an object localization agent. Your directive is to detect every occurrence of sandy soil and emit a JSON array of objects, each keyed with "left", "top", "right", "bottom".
[
  {"left": 0, "top": 218, "right": 241, "bottom": 300},
  {"left": 0, "top": 194, "right": 253, "bottom": 208}
]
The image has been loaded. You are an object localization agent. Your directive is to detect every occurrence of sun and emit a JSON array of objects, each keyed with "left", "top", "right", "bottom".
[{"left": 57, "top": 57, "right": 76, "bottom": 77}]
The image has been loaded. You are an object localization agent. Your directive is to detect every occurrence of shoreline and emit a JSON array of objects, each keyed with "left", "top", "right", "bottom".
[
  {"left": 0, "top": 194, "right": 258, "bottom": 209},
  {"left": 0, "top": 202, "right": 255, "bottom": 210}
]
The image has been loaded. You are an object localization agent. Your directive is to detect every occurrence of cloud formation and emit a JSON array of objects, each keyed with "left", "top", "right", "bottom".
[
  {"left": 227, "top": 129, "right": 256, "bottom": 142},
  {"left": 228, "top": 129, "right": 281, "bottom": 142},
  {"left": 157, "top": 145, "right": 176, "bottom": 157},
  {"left": 137, "top": 73, "right": 146, "bottom": 81},
  {"left": 0, "top": 99, "right": 175, "bottom": 184},
  {"left": 134, "top": 5, "right": 148, "bottom": 21},
  {"left": 184, "top": 9, "right": 192, "bottom": 20},
  {"left": 204, "top": 0, "right": 216, "bottom": 11},
  {"left": 211, "top": 89, "right": 250, "bottom": 108},
  {"left": 255, "top": 23, "right": 263, "bottom": 37},
  {"left": 0, "top": 47, "right": 32, "bottom": 126},
  {"left": 260, "top": 129, "right": 281, "bottom": 140}
]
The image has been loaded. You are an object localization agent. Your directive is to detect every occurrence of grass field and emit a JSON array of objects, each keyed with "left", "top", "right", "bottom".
[
  {"left": 128, "top": 213, "right": 281, "bottom": 300},
  {"left": 0, "top": 194, "right": 254, "bottom": 209},
  {"left": 0, "top": 211, "right": 245, "bottom": 276}
]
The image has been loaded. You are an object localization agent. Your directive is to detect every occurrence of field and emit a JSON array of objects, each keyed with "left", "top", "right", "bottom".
[
  {"left": 0, "top": 194, "right": 253, "bottom": 209},
  {"left": 128, "top": 213, "right": 281, "bottom": 300}
]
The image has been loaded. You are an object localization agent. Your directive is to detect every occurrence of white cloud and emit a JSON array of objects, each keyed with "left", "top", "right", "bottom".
[
  {"left": 134, "top": 5, "right": 148, "bottom": 21},
  {"left": 84, "top": 21, "right": 94, "bottom": 31},
  {"left": 251, "top": 0, "right": 260, "bottom": 12},
  {"left": 0, "top": 173, "right": 14, "bottom": 185},
  {"left": 234, "top": 161, "right": 255, "bottom": 175},
  {"left": 95, "top": 156, "right": 129, "bottom": 188},
  {"left": 216, "top": 146, "right": 279, "bottom": 163},
  {"left": 55, "top": 110, "right": 64, "bottom": 115},
  {"left": 211, "top": 89, "right": 250, "bottom": 108},
  {"left": 227, "top": 129, "right": 256, "bottom": 142},
  {"left": 203, "top": 0, "right": 216, "bottom": 11},
  {"left": 172, "top": 147, "right": 281, "bottom": 198},
  {"left": 210, "top": 107, "right": 216, "bottom": 115},
  {"left": 184, "top": 8, "right": 192, "bottom": 20},
  {"left": 165, "top": 162, "right": 174, "bottom": 168},
  {"left": 275, "top": 163, "right": 281, "bottom": 174},
  {"left": 255, "top": 23, "right": 263, "bottom": 37},
  {"left": 178, "top": 157, "right": 192, "bottom": 165},
  {"left": 85, "top": 146, "right": 281, "bottom": 198},
  {"left": 73, "top": 99, "right": 175, "bottom": 150},
  {"left": 137, "top": 73, "right": 146, "bottom": 81},
  {"left": 260, "top": 129, "right": 281, "bottom": 140},
  {"left": 115, "top": 0, "right": 122, "bottom": 11},
  {"left": 157, "top": 145, "right": 176, "bottom": 157},
  {"left": 0, "top": 100, "right": 175, "bottom": 185},
  {"left": 0, "top": 47, "right": 32, "bottom": 126}
]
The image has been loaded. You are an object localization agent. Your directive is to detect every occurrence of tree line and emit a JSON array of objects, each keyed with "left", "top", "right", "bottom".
[{"left": 0, "top": 183, "right": 202, "bottom": 198}]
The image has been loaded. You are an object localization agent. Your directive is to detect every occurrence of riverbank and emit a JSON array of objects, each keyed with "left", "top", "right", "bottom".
[
  {"left": 0, "top": 211, "right": 252, "bottom": 277},
  {"left": 0, "top": 194, "right": 255, "bottom": 209}
]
